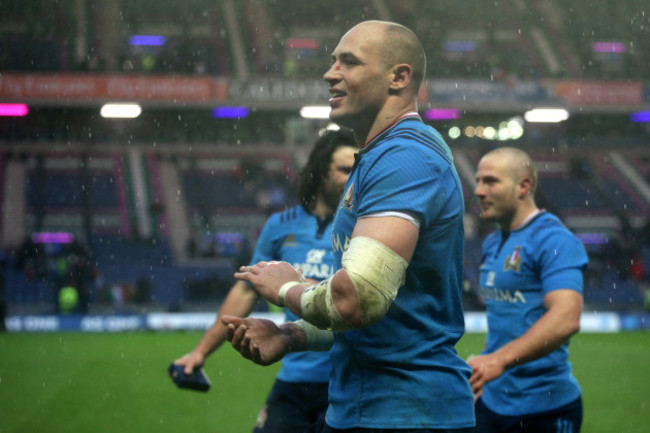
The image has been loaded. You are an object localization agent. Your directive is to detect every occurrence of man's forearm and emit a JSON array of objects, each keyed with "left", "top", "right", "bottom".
[{"left": 495, "top": 307, "right": 580, "bottom": 369}]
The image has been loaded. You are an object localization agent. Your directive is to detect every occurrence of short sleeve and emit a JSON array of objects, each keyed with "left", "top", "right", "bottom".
[
  {"left": 250, "top": 215, "right": 281, "bottom": 264},
  {"left": 538, "top": 229, "right": 589, "bottom": 294},
  {"left": 356, "top": 144, "right": 461, "bottom": 227}
]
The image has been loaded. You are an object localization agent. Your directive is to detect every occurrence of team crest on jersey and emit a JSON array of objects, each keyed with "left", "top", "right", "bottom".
[
  {"left": 503, "top": 246, "right": 522, "bottom": 272},
  {"left": 340, "top": 184, "right": 354, "bottom": 210}
]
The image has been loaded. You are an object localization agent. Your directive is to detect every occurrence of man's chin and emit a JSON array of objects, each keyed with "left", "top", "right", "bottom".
[
  {"left": 479, "top": 212, "right": 495, "bottom": 222},
  {"left": 328, "top": 110, "right": 343, "bottom": 123},
  {"left": 328, "top": 108, "right": 352, "bottom": 126}
]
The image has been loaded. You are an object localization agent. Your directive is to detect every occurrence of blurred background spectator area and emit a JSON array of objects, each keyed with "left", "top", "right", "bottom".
[
  {"left": 0, "top": 0, "right": 648, "bottom": 315},
  {"left": 1, "top": 0, "right": 647, "bottom": 79}
]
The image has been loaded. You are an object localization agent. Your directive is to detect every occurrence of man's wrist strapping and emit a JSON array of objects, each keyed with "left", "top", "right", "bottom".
[{"left": 278, "top": 281, "right": 299, "bottom": 306}]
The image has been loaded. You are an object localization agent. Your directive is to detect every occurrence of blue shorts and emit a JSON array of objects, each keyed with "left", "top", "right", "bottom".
[
  {"left": 305, "top": 415, "right": 474, "bottom": 433},
  {"left": 253, "top": 379, "right": 329, "bottom": 433},
  {"left": 475, "top": 396, "right": 582, "bottom": 433}
]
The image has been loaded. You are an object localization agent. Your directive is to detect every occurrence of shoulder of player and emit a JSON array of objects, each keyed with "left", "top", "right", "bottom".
[
  {"left": 528, "top": 212, "right": 574, "bottom": 238},
  {"left": 526, "top": 212, "right": 584, "bottom": 252},
  {"left": 377, "top": 124, "right": 452, "bottom": 163},
  {"left": 265, "top": 205, "right": 309, "bottom": 227}
]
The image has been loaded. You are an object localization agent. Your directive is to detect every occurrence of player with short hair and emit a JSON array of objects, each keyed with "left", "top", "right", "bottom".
[
  {"left": 469, "top": 147, "right": 588, "bottom": 433},
  {"left": 223, "top": 20, "right": 475, "bottom": 432},
  {"left": 173, "top": 128, "right": 357, "bottom": 433}
]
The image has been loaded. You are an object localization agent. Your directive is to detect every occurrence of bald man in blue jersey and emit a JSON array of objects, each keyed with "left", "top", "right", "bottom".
[
  {"left": 470, "top": 147, "right": 588, "bottom": 433},
  {"left": 223, "top": 20, "right": 475, "bottom": 433},
  {"left": 174, "top": 128, "right": 357, "bottom": 433}
]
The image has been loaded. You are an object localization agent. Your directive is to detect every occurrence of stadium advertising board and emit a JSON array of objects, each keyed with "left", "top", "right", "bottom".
[
  {"left": 429, "top": 79, "right": 559, "bottom": 106},
  {"left": 0, "top": 74, "right": 229, "bottom": 103},
  {"left": 554, "top": 80, "right": 644, "bottom": 105},
  {"left": 5, "top": 312, "right": 645, "bottom": 332},
  {"left": 2, "top": 74, "right": 649, "bottom": 110}
]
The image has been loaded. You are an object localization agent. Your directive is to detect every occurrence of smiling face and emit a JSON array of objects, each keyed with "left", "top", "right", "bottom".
[
  {"left": 474, "top": 148, "right": 538, "bottom": 229},
  {"left": 474, "top": 153, "right": 522, "bottom": 227},
  {"left": 323, "top": 22, "right": 393, "bottom": 134}
]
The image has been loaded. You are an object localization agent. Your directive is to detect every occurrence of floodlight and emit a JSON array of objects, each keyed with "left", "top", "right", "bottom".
[
  {"left": 523, "top": 108, "right": 569, "bottom": 123},
  {"left": 100, "top": 103, "right": 142, "bottom": 119},
  {"left": 300, "top": 106, "right": 331, "bottom": 119}
]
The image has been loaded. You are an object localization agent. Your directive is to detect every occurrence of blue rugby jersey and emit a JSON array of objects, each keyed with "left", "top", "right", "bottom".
[
  {"left": 251, "top": 204, "right": 334, "bottom": 383},
  {"left": 478, "top": 211, "right": 588, "bottom": 416},
  {"left": 327, "top": 114, "right": 475, "bottom": 429}
]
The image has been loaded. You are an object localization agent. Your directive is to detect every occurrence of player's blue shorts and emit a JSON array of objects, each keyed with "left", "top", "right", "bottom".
[
  {"left": 475, "top": 396, "right": 582, "bottom": 433},
  {"left": 253, "top": 379, "right": 328, "bottom": 433},
  {"left": 305, "top": 415, "right": 474, "bottom": 433}
]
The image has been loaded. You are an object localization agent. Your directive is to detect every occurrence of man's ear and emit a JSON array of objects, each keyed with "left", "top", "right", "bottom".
[
  {"left": 518, "top": 177, "right": 533, "bottom": 198},
  {"left": 389, "top": 64, "right": 412, "bottom": 91}
]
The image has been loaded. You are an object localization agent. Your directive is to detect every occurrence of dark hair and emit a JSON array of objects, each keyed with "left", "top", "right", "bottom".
[{"left": 297, "top": 128, "right": 357, "bottom": 210}]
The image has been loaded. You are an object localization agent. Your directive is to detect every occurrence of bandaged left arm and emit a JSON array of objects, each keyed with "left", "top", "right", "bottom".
[{"left": 298, "top": 236, "right": 408, "bottom": 331}]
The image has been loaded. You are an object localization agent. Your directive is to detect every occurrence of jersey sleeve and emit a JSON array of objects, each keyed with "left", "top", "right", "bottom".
[
  {"left": 250, "top": 214, "right": 281, "bottom": 264},
  {"left": 537, "top": 228, "right": 589, "bottom": 294},
  {"left": 356, "top": 144, "right": 462, "bottom": 227}
]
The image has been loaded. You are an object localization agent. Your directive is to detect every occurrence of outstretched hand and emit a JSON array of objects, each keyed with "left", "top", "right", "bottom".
[
  {"left": 234, "top": 261, "right": 305, "bottom": 306},
  {"left": 222, "top": 315, "right": 293, "bottom": 366}
]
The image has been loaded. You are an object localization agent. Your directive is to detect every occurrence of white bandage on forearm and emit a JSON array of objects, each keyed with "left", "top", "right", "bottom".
[
  {"left": 294, "top": 319, "right": 335, "bottom": 351},
  {"left": 299, "top": 236, "right": 408, "bottom": 332},
  {"left": 278, "top": 281, "right": 298, "bottom": 307},
  {"left": 299, "top": 279, "right": 340, "bottom": 330}
]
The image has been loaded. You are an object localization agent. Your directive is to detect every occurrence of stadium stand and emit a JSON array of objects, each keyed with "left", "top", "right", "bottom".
[
  {"left": 0, "top": 0, "right": 648, "bottom": 80},
  {"left": 2, "top": 144, "right": 649, "bottom": 314},
  {"left": 0, "top": 1, "right": 648, "bottom": 316}
]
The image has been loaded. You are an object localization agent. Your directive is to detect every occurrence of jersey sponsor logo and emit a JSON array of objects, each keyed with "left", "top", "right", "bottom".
[
  {"left": 503, "top": 246, "right": 522, "bottom": 272},
  {"left": 293, "top": 262, "right": 334, "bottom": 279},
  {"left": 293, "top": 249, "right": 334, "bottom": 279},
  {"left": 331, "top": 233, "right": 351, "bottom": 254},
  {"left": 340, "top": 184, "right": 354, "bottom": 210},
  {"left": 480, "top": 286, "right": 527, "bottom": 304},
  {"left": 306, "top": 248, "right": 327, "bottom": 263}
]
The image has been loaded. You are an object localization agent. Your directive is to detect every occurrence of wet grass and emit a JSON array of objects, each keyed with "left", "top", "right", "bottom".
[
  {"left": 456, "top": 332, "right": 650, "bottom": 433},
  {"left": 0, "top": 331, "right": 647, "bottom": 433}
]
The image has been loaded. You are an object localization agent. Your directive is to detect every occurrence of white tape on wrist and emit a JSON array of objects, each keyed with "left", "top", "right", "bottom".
[
  {"left": 278, "top": 281, "right": 299, "bottom": 307},
  {"left": 294, "top": 319, "right": 335, "bottom": 351}
]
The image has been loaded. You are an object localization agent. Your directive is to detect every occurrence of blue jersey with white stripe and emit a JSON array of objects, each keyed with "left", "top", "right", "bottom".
[
  {"left": 479, "top": 211, "right": 588, "bottom": 416},
  {"left": 327, "top": 115, "right": 475, "bottom": 429},
  {"left": 251, "top": 205, "right": 334, "bottom": 383}
]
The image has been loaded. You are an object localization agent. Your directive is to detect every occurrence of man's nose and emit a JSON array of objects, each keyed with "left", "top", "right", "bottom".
[
  {"left": 323, "top": 64, "right": 340, "bottom": 82},
  {"left": 474, "top": 183, "right": 484, "bottom": 198}
]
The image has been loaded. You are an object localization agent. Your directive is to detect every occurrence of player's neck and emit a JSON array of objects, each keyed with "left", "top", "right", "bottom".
[
  {"left": 363, "top": 101, "right": 418, "bottom": 146},
  {"left": 507, "top": 204, "right": 541, "bottom": 231},
  {"left": 312, "top": 197, "right": 335, "bottom": 219}
]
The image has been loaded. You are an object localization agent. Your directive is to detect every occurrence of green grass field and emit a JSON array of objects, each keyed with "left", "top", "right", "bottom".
[{"left": 0, "top": 331, "right": 648, "bottom": 433}]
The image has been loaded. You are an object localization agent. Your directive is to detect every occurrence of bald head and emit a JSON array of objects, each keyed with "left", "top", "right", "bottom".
[
  {"left": 482, "top": 147, "right": 538, "bottom": 195},
  {"left": 352, "top": 21, "right": 426, "bottom": 92}
]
